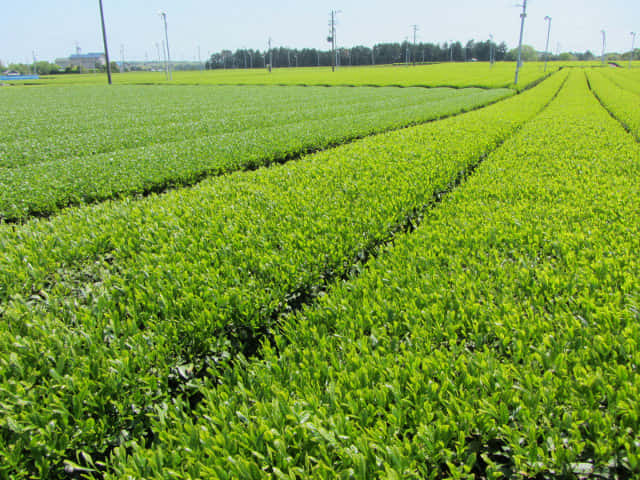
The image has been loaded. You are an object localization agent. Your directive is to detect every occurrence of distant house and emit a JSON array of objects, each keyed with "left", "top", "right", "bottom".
[{"left": 55, "top": 52, "right": 106, "bottom": 70}]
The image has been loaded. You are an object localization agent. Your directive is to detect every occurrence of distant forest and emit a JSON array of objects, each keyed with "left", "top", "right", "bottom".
[
  {"left": 206, "top": 40, "right": 510, "bottom": 69},
  {"left": 204, "top": 40, "right": 613, "bottom": 69}
]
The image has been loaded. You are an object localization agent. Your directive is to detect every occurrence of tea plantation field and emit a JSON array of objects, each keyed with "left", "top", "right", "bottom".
[
  {"left": 1, "top": 66, "right": 639, "bottom": 479},
  {"left": 0, "top": 84, "right": 511, "bottom": 221},
  {"left": 32, "top": 62, "right": 553, "bottom": 89}
]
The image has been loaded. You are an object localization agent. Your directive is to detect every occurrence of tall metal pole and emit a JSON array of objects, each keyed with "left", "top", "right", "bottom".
[
  {"left": 162, "top": 41, "right": 168, "bottom": 77},
  {"left": 332, "top": 10, "right": 337, "bottom": 71},
  {"left": 98, "top": 0, "right": 112, "bottom": 84},
  {"left": 450, "top": 41, "right": 453, "bottom": 62},
  {"left": 159, "top": 11, "right": 172, "bottom": 80},
  {"left": 630, "top": 32, "right": 636, "bottom": 69},
  {"left": 405, "top": 37, "right": 409, "bottom": 66},
  {"left": 489, "top": 34, "right": 494, "bottom": 67},
  {"left": 514, "top": 0, "right": 528, "bottom": 85},
  {"left": 601, "top": 30, "right": 606, "bottom": 66},
  {"left": 268, "top": 37, "right": 273, "bottom": 72},
  {"left": 328, "top": 10, "right": 341, "bottom": 71},
  {"left": 335, "top": 12, "right": 339, "bottom": 68},
  {"left": 544, "top": 16, "right": 552, "bottom": 72},
  {"left": 411, "top": 25, "right": 419, "bottom": 66}
]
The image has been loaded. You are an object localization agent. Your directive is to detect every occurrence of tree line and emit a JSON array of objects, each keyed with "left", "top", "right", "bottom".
[
  {"left": 0, "top": 60, "right": 122, "bottom": 75},
  {"left": 205, "top": 40, "right": 510, "bottom": 69},
  {"left": 204, "top": 42, "right": 640, "bottom": 70}
]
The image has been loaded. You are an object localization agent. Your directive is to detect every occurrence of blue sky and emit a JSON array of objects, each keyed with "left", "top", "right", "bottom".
[{"left": 1, "top": 0, "right": 638, "bottom": 64}]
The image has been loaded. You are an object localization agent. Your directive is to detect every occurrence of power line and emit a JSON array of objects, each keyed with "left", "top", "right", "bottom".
[{"left": 631, "top": 32, "right": 637, "bottom": 69}]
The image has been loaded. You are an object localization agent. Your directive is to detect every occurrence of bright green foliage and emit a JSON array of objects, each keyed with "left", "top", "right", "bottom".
[
  {"left": 33, "top": 62, "right": 553, "bottom": 89},
  {"left": 0, "top": 73, "right": 567, "bottom": 479},
  {"left": 601, "top": 68, "right": 640, "bottom": 96},
  {"left": 0, "top": 85, "right": 512, "bottom": 221},
  {"left": 0, "top": 85, "right": 506, "bottom": 167},
  {"left": 105, "top": 71, "right": 640, "bottom": 479},
  {"left": 587, "top": 69, "right": 640, "bottom": 139}
]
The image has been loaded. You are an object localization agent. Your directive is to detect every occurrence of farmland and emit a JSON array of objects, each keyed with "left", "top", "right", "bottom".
[
  {"left": 32, "top": 62, "right": 553, "bottom": 89},
  {"left": 1, "top": 65, "right": 639, "bottom": 479},
  {"left": 0, "top": 84, "right": 511, "bottom": 221}
]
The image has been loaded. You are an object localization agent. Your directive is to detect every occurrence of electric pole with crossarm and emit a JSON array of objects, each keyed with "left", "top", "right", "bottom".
[{"left": 328, "top": 10, "right": 341, "bottom": 72}]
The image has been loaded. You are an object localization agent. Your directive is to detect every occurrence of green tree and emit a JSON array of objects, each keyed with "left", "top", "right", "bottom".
[
  {"left": 34, "top": 61, "right": 61, "bottom": 75},
  {"left": 506, "top": 45, "right": 539, "bottom": 62},
  {"left": 8, "top": 63, "right": 33, "bottom": 74},
  {"left": 558, "top": 52, "right": 577, "bottom": 61}
]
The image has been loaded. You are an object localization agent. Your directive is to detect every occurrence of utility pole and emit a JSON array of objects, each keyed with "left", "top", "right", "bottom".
[
  {"left": 514, "top": 0, "right": 528, "bottom": 86},
  {"left": 98, "top": 0, "right": 112, "bottom": 84},
  {"left": 629, "top": 32, "right": 636, "bottom": 69},
  {"left": 405, "top": 37, "right": 409, "bottom": 66},
  {"left": 544, "top": 16, "right": 552, "bottom": 72},
  {"left": 32, "top": 51, "right": 37, "bottom": 75},
  {"left": 411, "top": 24, "right": 419, "bottom": 66},
  {"left": 328, "top": 10, "right": 341, "bottom": 72},
  {"left": 268, "top": 37, "right": 272, "bottom": 72},
  {"left": 372, "top": 45, "right": 375, "bottom": 65},
  {"left": 601, "top": 29, "right": 606, "bottom": 66},
  {"left": 450, "top": 40, "right": 453, "bottom": 62},
  {"left": 198, "top": 45, "right": 203, "bottom": 70},
  {"left": 159, "top": 11, "right": 172, "bottom": 80},
  {"left": 162, "top": 41, "right": 168, "bottom": 76},
  {"left": 489, "top": 34, "right": 495, "bottom": 67},
  {"left": 120, "top": 44, "right": 125, "bottom": 72}
]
